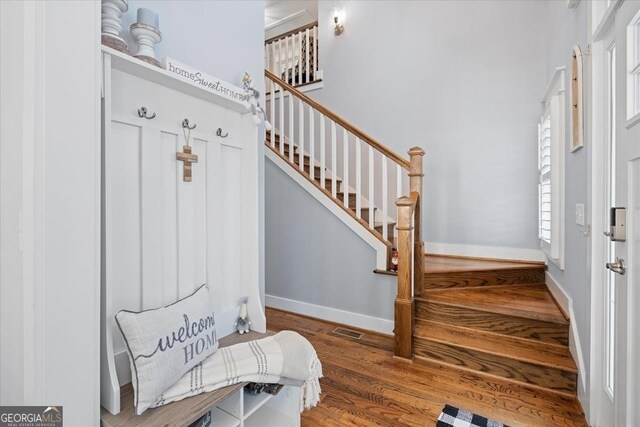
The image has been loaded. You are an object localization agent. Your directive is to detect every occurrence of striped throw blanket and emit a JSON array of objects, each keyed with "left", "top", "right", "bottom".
[{"left": 150, "top": 331, "right": 323, "bottom": 412}]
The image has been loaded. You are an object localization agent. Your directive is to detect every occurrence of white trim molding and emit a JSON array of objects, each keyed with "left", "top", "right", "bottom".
[
  {"left": 545, "top": 272, "right": 588, "bottom": 408},
  {"left": 266, "top": 294, "right": 394, "bottom": 335},
  {"left": 426, "top": 242, "right": 545, "bottom": 262}
]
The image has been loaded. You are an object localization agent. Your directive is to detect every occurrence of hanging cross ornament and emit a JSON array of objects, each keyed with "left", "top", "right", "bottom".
[{"left": 177, "top": 118, "right": 198, "bottom": 182}]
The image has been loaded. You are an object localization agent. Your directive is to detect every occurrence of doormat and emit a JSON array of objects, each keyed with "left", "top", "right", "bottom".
[{"left": 436, "top": 404, "right": 509, "bottom": 427}]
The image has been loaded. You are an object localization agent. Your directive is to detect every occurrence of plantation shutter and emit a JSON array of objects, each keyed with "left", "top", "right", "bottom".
[{"left": 538, "top": 108, "right": 552, "bottom": 244}]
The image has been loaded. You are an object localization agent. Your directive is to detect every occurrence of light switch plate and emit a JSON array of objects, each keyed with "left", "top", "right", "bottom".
[{"left": 575, "top": 203, "right": 585, "bottom": 226}]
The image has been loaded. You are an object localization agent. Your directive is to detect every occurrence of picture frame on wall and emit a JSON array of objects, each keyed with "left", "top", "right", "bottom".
[{"left": 570, "top": 45, "right": 584, "bottom": 152}]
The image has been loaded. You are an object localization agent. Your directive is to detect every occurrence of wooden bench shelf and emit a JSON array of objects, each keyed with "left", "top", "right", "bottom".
[{"left": 100, "top": 331, "right": 297, "bottom": 427}]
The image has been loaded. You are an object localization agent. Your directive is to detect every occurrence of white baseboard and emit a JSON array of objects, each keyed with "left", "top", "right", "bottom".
[
  {"left": 545, "top": 272, "right": 587, "bottom": 401},
  {"left": 265, "top": 294, "right": 394, "bottom": 335},
  {"left": 426, "top": 242, "right": 545, "bottom": 262}
]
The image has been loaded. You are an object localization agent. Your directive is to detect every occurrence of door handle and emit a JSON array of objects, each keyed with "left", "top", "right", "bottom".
[{"left": 606, "top": 258, "right": 626, "bottom": 275}]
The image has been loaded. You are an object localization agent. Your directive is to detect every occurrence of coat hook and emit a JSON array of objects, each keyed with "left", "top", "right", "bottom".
[
  {"left": 137, "top": 106, "right": 156, "bottom": 119},
  {"left": 216, "top": 128, "right": 229, "bottom": 138},
  {"left": 182, "top": 118, "right": 196, "bottom": 130}
]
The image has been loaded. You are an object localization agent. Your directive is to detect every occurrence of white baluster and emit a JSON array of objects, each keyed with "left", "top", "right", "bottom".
[
  {"left": 356, "top": 138, "right": 362, "bottom": 219},
  {"left": 396, "top": 163, "right": 402, "bottom": 242},
  {"left": 297, "top": 31, "right": 302, "bottom": 86},
  {"left": 288, "top": 35, "right": 293, "bottom": 84},
  {"left": 313, "top": 26, "right": 317, "bottom": 81},
  {"left": 278, "top": 38, "right": 283, "bottom": 78},
  {"left": 320, "top": 114, "right": 326, "bottom": 189},
  {"left": 343, "top": 129, "right": 349, "bottom": 208},
  {"left": 270, "top": 81, "right": 276, "bottom": 147},
  {"left": 279, "top": 87, "right": 284, "bottom": 155},
  {"left": 382, "top": 155, "right": 388, "bottom": 240},
  {"left": 305, "top": 27, "right": 310, "bottom": 84},
  {"left": 368, "top": 146, "right": 374, "bottom": 229},
  {"left": 299, "top": 99, "right": 304, "bottom": 170},
  {"left": 288, "top": 94, "right": 294, "bottom": 163},
  {"left": 309, "top": 107, "right": 315, "bottom": 180},
  {"left": 396, "top": 164, "right": 402, "bottom": 198},
  {"left": 284, "top": 36, "right": 291, "bottom": 82},
  {"left": 331, "top": 121, "right": 337, "bottom": 198},
  {"left": 269, "top": 80, "right": 275, "bottom": 148}
]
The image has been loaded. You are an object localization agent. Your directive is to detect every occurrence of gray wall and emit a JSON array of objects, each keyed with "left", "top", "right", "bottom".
[
  {"left": 124, "top": 0, "right": 267, "bottom": 303},
  {"left": 310, "top": 0, "right": 548, "bottom": 250},
  {"left": 266, "top": 160, "right": 396, "bottom": 321},
  {"left": 542, "top": 0, "right": 591, "bottom": 407},
  {"left": 265, "top": 0, "right": 550, "bottom": 323}
]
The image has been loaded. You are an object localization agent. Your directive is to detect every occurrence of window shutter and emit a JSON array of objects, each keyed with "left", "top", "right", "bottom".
[{"left": 538, "top": 111, "right": 552, "bottom": 244}]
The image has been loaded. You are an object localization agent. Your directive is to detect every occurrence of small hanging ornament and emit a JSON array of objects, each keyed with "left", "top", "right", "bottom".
[
  {"left": 391, "top": 248, "right": 399, "bottom": 272},
  {"left": 242, "top": 72, "right": 272, "bottom": 130}
]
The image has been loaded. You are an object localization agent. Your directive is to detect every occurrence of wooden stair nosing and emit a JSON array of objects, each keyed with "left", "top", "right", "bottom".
[
  {"left": 421, "top": 268, "right": 546, "bottom": 291},
  {"left": 412, "top": 337, "right": 577, "bottom": 394},
  {"left": 414, "top": 319, "right": 577, "bottom": 373},
  {"left": 415, "top": 299, "right": 569, "bottom": 347},
  {"left": 413, "top": 354, "right": 577, "bottom": 399},
  {"left": 421, "top": 284, "right": 569, "bottom": 325}
]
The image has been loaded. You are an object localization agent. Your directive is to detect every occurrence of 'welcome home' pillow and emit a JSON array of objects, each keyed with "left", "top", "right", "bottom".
[{"left": 115, "top": 284, "right": 219, "bottom": 414}]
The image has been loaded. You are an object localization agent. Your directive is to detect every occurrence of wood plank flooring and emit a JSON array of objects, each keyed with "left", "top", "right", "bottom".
[{"left": 266, "top": 307, "right": 587, "bottom": 427}]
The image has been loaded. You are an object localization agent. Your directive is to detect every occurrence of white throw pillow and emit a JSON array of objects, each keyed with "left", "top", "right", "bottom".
[{"left": 115, "top": 284, "right": 219, "bottom": 414}]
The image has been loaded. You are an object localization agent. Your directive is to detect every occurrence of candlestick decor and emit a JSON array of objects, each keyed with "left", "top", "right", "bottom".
[
  {"left": 130, "top": 8, "right": 162, "bottom": 68},
  {"left": 101, "top": 0, "right": 129, "bottom": 53}
]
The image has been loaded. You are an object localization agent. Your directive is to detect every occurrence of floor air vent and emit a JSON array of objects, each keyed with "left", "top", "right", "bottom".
[{"left": 332, "top": 327, "right": 364, "bottom": 340}]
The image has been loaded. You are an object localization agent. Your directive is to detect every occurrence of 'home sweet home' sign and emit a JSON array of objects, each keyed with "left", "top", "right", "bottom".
[{"left": 163, "top": 57, "right": 248, "bottom": 108}]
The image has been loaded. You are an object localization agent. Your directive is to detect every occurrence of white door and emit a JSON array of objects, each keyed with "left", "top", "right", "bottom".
[{"left": 592, "top": 1, "right": 640, "bottom": 425}]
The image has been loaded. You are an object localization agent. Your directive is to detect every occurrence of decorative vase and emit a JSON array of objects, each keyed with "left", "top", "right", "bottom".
[{"left": 101, "top": 0, "right": 129, "bottom": 53}]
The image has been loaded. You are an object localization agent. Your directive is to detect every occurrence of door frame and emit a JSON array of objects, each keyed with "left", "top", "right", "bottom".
[
  {"left": 589, "top": 0, "right": 640, "bottom": 424},
  {"left": 589, "top": 0, "right": 622, "bottom": 424}
]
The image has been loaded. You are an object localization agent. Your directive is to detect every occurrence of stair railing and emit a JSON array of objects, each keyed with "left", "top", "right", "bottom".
[
  {"left": 265, "top": 22, "right": 319, "bottom": 87},
  {"left": 265, "top": 70, "right": 413, "bottom": 261},
  {"left": 264, "top": 70, "right": 424, "bottom": 358},
  {"left": 394, "top": 147, "right": 424, "bottom": 359}
]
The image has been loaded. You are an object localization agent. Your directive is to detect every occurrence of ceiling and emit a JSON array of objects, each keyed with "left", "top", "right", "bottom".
[{"left": 265, "top": 0, "right": 318, "bottom": 29}]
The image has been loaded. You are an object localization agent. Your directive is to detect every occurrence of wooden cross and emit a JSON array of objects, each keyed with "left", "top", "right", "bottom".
[{"left": 176, "top": 144, "right": 198, "bottom": 182}]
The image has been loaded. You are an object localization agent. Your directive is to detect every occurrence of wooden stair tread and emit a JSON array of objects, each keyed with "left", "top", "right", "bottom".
[
  {"left": 413, "top": 354, "right": 577, "bottom": 398},
  {"left": 424, "top": 254, "right": 545, "bottom": 274},
  {"left": 415, "top": 299, "right": 569, "bottom": 346},
  {"left": 421, "top": 284, "right": 568, "bottom": 324},
  {"left": 414, "top": 320, "right": 577, "bottom": 372}
]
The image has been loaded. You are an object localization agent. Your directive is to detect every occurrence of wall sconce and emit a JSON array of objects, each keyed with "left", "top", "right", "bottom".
[{"left": 333, "top": 8, "right": 344, "bottom": 36}]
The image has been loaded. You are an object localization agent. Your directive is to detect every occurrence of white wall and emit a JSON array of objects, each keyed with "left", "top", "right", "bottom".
[
  {"left": 1, "top": 1, "right": 266, "bottom": 425},
  {"left": 542, "top": 0, "right": 591, "bottom": 413},
  {"left": 1, "top": 1, "right": 101, "bottom": 425},
  {"left": 122, "top": 0, "right": 267, "bottom": 305}
]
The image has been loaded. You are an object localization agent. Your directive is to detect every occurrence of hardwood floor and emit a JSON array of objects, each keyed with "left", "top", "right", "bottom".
[{"left": 266, "top": 307, "right": 588, "bottom": 427}]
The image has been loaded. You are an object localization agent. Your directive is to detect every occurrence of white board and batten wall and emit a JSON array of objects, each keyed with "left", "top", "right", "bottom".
[{"left": 101, "top": 47, "right": 266, "bottom": 414}]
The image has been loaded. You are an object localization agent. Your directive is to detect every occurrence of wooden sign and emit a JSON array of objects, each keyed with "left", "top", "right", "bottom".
[
  {"left": 571, "top": 45, "right": 583, "bottom": 152},
  {"left": 164, "top": 57, "right": 247, "bottom": 108}
]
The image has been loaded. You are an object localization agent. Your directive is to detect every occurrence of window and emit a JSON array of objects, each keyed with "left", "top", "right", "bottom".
[
  {"left": 627, "top": 10, "right": 640, "bottom": 121},
  {"left": 538, "top": 68, "right": 565, "bottom": 267}
]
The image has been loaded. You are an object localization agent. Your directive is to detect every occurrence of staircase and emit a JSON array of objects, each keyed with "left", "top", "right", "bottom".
[
  {"left": 263, "top": 67, "right": 578, "bottom": 400},
  {"left": 413, "top": 255, "right": 578, "bottom": 397}
]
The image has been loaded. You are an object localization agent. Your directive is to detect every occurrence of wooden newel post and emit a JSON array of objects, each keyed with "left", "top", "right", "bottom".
[
  {"left": 408, "top": 147, "right": 425, "bottom": 295},
  {"left": 395, "top": 196, "right": 415, "bottom": 359}
]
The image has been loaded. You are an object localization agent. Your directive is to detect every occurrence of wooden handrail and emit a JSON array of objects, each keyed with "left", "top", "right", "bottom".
[
  {"left": 265, "top": 70, "right": 411, "bottom": 170},
  {"left": 265, "top": 21, "right": 319, "bottom": 45}
]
